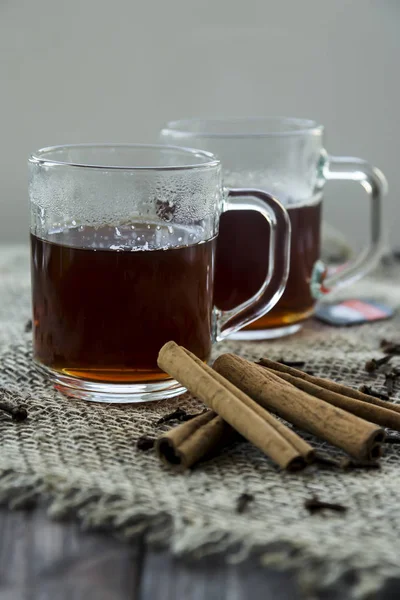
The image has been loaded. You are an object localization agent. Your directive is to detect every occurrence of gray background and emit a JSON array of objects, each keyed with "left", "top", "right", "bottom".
[{"left": 1, "top": 0, "right": 398, "bottom": 248}]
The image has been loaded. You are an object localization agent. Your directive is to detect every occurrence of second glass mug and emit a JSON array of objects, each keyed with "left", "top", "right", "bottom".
[
  {"left": 29, "top": 144, "right": 290, "bottom": 403},
  {"left": 160, "top": 117, "right": 388, "bottom": 339}
]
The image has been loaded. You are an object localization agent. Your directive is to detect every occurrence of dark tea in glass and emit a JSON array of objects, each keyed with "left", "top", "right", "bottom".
[
  {"left": 214, "top": 199, "right": 322, "bottom": 330},
  {"left": 31, "top": 224, "right": 216, "bottom": 384},
  {"left": 29, "top": 144, "right": 289, "bottom": 402},
  {"left": 160, "top": 117, "right": 386, "bottom": 339}
]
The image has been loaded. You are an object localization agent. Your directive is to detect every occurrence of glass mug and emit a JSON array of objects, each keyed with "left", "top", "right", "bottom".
[
  {"left": 160, "top": 117, "right": 387, "bottom": 339},
  {"left": 29, "top": 144, "right": 290, "bottom": 403}
]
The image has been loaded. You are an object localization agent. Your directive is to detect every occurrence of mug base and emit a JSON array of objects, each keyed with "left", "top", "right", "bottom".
[
  {"left": 229, "top": 323, "right": 302, "bottom": 341},
  {"left": 34, "top": 363, "right": 186, "bottom": 404}
]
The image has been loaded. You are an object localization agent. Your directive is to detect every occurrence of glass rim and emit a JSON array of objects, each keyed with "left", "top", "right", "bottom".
[
  {"left": 161, "top": 116, "right": 324, "bottom": 139},
  {"left": 28, "top": 143, "right": 220, "bottom": 171}
]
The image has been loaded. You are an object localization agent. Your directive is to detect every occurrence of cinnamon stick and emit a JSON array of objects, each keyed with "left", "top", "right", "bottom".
[
  {"left": 156, "top": 410, "right": 235, "bottom": 471},
  {"left": 259, "top": 365, "right": 400, "bottom": 431},
  {"left": 214, "top": 354, "right": 384, "bottom": 461},
  {"left": 183, "top": 347, "right": 315, "bottom": 463},
  {"left": 258, "top": 357, "right": 400, "bottom": 415},
  {"left": 158, "top": 342, "right": 312, "bottom": 471}
]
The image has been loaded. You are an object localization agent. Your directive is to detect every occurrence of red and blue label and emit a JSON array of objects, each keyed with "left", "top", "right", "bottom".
[{"left": 314, "top": 299, "right": 394, "bottom": 327}]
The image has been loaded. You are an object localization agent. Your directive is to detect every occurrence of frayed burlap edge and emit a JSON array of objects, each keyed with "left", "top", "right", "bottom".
[{"left": 1, "top": 467, "right": 399, "bottom": 599}]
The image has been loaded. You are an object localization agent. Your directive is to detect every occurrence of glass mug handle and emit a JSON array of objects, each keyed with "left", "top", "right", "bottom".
[
  {"left": 215, "top": 188, "right": 291, "bottom": 341},
  {"left": 311, "top": 155, "right": 388, "bottom": 298}
]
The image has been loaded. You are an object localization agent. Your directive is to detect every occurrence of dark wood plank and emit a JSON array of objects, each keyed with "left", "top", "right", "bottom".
[
  {"left": 138, "top": 550, "right": 301, "bottom": 600},
  {"left": 2, "top": 506, "right": 400, "bottom": 600},
  {"left": 0, "top": 507, "right": 142, "bottom": 600},
  {"left": 0, "top": 507, "right": 303, "bottom": 600}
]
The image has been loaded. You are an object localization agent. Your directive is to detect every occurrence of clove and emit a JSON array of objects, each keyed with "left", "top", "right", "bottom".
[
  {"left": 365, "top": 355, "right": 392, "bottom": 373},
  {"left": 24, "top": 319, "right": 32, "bottom": 333},
  {"left": 305, "top": 495, "right": 347, "bottom": 514},
  {"left": 383, "top": 368, "right": 400, "bottom": 395},
  {"left": 384, "top": 372, "right": 396, "bottom": 395},
  {"left": 236, "top": 493, "right": 254, "bottom": 514},
  {"left": 381, "top": 339, "right": 400, "bottom": 355},
  {"left": 156, "top": 407, "right": 206, "bottom": 426},
  {"left": 136, "top": 436, "right": 156, "bottom": 451},
  {"left": 0, "top": 401, "right": 28, "bottom": 422},
  {"left": 358, "top": 385, "right": 389, "bottom": 401}
]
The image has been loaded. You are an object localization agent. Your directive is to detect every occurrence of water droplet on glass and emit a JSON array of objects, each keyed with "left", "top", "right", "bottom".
[
  {"left": 147, "top": 224, "right": 151, "bottom": 230},
  {"left": 115, "top": 227, "right": 122, "bottom": 237},
  {"left": 131, "top": 225, "right": 135, "bottom": 230},
  {"left": 178, "top": 237, "right": 183, "bottom": 243},
  {"left": 168, "top": 226, "right": 173, "bottom": 234},
  {"left": 156, "top": 225, "right": 161, "bottom": 231}
]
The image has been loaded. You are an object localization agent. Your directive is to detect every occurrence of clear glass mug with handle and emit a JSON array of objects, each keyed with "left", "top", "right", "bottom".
[
  {"left": 29, "top": 144, "right": 290, "bottom": 403},
  {"left": 160, "top": 117, "right": 387, "bottom": 339}
]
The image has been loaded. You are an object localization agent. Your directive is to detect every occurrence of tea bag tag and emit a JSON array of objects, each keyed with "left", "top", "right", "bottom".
[{"left": 314, "top": 299, "right": 395, "bottom": 327}]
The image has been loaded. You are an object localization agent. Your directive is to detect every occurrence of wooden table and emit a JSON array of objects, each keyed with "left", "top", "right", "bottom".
[{"left": 1, "top": 507, "right": 400, "bottom": 599}]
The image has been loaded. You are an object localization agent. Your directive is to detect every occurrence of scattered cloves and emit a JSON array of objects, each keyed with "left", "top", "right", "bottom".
[
  {"left": 156, "top": 407, "right": 206, "bottom": 425},
  {"left": 358, "top": 385, "right": 389, "bottom": 401},
  {"left": 381, "top": 339, "right": 400, "bottom": 355},
  {"left": 236, "top": 493, "right": 254, "bottom": 514},
  {"left": 136, "top": 436, "right": 155, "bottom": 451},
  {"left": 0, "top": 401, "right": 28, "bottom": 422},
  {"left": 156, "top": 408, "right": 190, "bottom": 425},
  {"left": 365, "top": 355, "right": 392, "bottom": 373},
  {"left": 138, "top": 409, "right": 208, "bottom": 451},
  {"left": 24, "top": 319, "right": 32, "bottom": 333},
  {"left": 384, "top": 372, "right": 396, "bottom": 395},
  {"left": 305, "top": 495, "right": 347, "bottom": 514},
  {"left": 382, "top": 368, "right": 400, "bottom": 395}
]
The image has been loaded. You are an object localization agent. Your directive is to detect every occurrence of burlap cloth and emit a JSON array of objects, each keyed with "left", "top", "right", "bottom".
[{"left": 2, "top": 246, "right": 400, "bottom": 598}]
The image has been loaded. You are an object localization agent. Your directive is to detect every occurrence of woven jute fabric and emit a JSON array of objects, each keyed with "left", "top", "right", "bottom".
[{"left": 2, "top": 246, "right": 400, "bottom": 598}]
